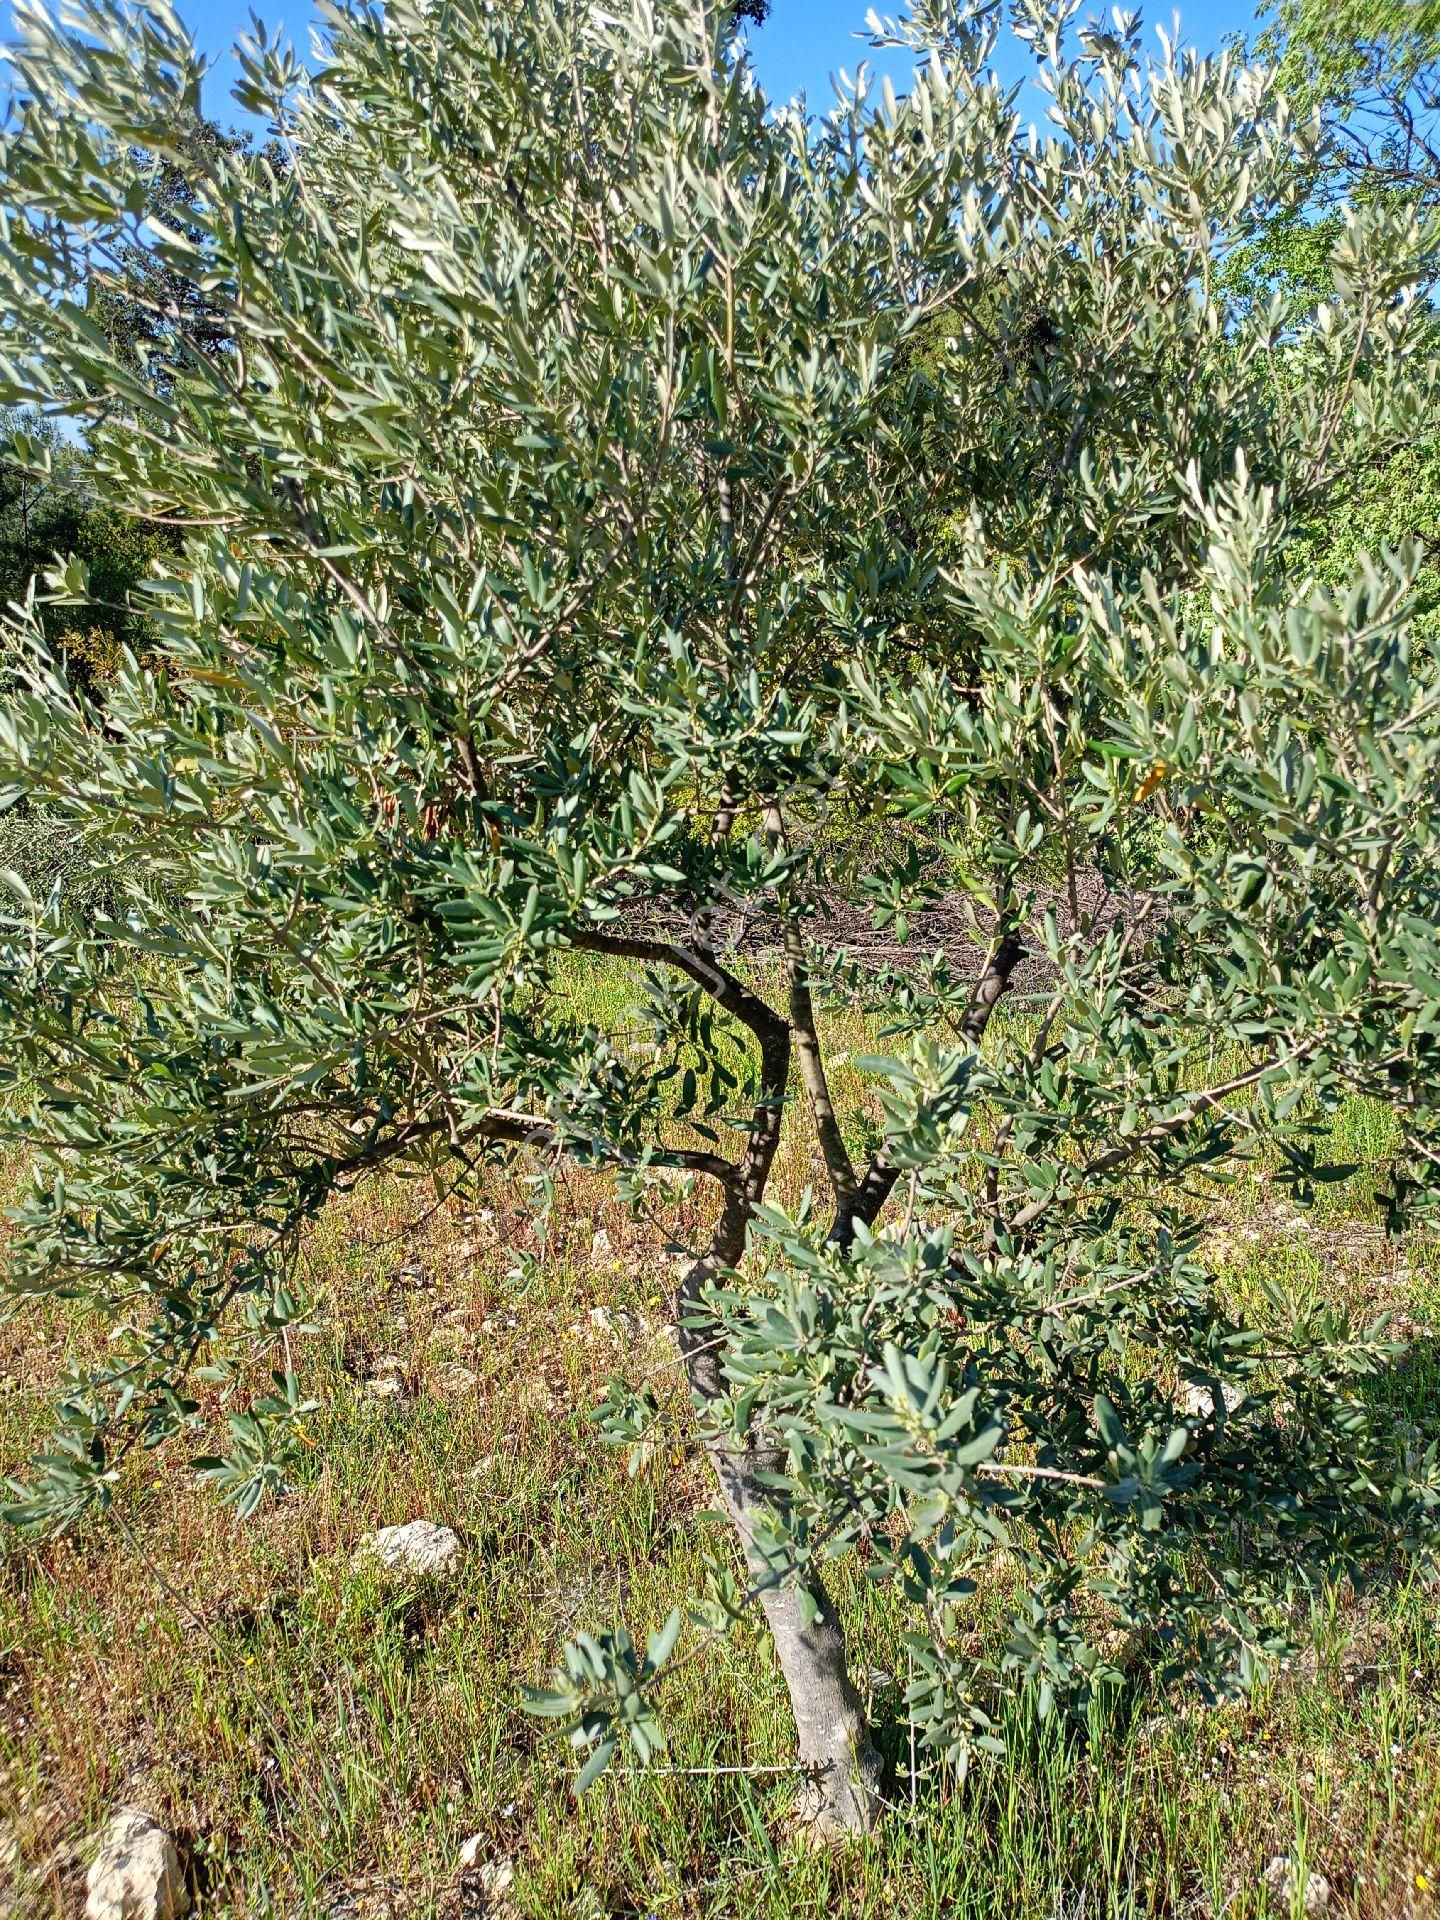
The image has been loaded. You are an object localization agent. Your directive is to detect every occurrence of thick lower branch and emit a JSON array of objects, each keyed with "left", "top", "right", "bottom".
[
  {"left": 570, "top": 926, "right": 783, "bottom": 1073},
  {"left": 472, "top": 1108, "right": 738, "bottom": 1190},
  {"left": 571, "top": 925, "right": 789, "bottom": 1208}
]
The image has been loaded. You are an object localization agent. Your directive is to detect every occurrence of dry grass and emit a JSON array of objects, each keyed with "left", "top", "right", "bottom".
[{"left": 0, "top": 978, "right": 1438, "bottom": 1918}]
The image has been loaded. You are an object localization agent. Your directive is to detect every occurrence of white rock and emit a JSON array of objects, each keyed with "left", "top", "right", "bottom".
[
  {"left": 431, "top": 1364, "right": 478, "bottom": 1397},
  {"left": 588, "top": 1306, "right": 639, "bottom": 1340},
  {"left": 1264, "top": 1855, "right": 1330, "bottom": 1914},
  {"left": 362, "top": 1353, "right": 409, "bottom": 1399},
  {"left": 456, "top": 1837, "right": 514, "bottom": 1900},
  {"left": 85, "top": 1809, "right": 188, "bottom": 1920},
  {"left": 877, "top": 1217, "right": 936, "bottom": 1243},
  {"left": 590, "top": 1227, "right": 613, "bottom": 1259},
  {"left": 362, "top": 1375, "right": 406, "bottom": 1401},
  {"left": 1179, "top": 1382, "right": 1226, "bottom": 1419},
  {"left": 477, "top": 1860, "right": 515, "bottom": 1900},
  {"left": 356, "top": 1520, "right": 461, "bottom": 1578},
  {"left": 0, "top": 1820, "right": 18, "bottom": 1917}
]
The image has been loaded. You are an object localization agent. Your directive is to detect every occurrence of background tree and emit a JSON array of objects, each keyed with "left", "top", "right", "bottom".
[
  {"left": 84, "top": 111, "right": 252, "bottom": 398},
  {"left": 1233, "top": 0, "right": 1440, "bottom": 662},
  {"left": 1257, "top": 0, "right": 1440, "bottom": 207},
  {"left": 0, "top": 0, "right": 1435, "bottom": 1838},
  {"left": 0, "top": 409, "right": 167, "bottom": 694},
  {"left": 0, "top": 410, "right": 178, "bottom": 921},
  {"left": 0, "top": 110, "right": 251, "bottom": 916}
]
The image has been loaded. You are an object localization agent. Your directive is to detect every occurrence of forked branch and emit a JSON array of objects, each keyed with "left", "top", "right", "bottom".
[
  {"left": 828, "top": 921, "right": 1027, "bottom": 1250},
  {"left": 784, "top": 924, "right": 857, "bottom": 1215}
]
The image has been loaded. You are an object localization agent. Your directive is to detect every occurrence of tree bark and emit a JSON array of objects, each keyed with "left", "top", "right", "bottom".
[
  {"left": 574, "top": 925, "right": 885, "bottom": 1832},
  {"left": 712, "top": 1435, "right": 884, "bottom": 1836},
  {"left": 679, "top": 1236, "right": 884, "bottom": 1835},
  {"left": 573, "top": 916, "right": 1026, "bottom": 1835}
]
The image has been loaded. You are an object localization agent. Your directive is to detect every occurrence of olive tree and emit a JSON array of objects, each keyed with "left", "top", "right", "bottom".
[{"left": 0, "top": 0, "right": 1437, "bottom": 1837}]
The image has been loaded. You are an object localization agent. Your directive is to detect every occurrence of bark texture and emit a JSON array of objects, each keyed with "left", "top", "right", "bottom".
[
  {"left": 677, "top": 1231, "right": 885, "bottom": 1835},
  {"left": 575, "top": 917, "right": 1025, "bottom": 1836},
  {"left": 714, "top": 1446, "right": 884, "bottom": 1836}
]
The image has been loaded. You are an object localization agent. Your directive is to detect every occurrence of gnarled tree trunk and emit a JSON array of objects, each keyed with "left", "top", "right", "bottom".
[
  {"left": 680, "top": 1237, "right": 884, "bottom": 1837},
  {"left": 579, "top": 916, "right": 1024, "bottom": 1838}
]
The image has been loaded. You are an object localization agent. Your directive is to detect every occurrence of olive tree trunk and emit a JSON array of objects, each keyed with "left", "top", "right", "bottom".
[
  {"left": 588, "top": 919, "right": 1025, "bottom": 1836},
  {"left": 715, "top": 1438, "right": 885, "bottom": 1834},
  {"left": 679, "top": 1235, "right": 884, "bottom": 1837}
]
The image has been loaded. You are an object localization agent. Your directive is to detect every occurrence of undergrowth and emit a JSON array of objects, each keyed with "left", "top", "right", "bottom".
[{"left": 0, "top": 968, "right": 1436, "bottom": 1919}]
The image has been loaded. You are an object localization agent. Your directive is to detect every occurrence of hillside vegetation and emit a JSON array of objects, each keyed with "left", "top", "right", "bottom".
[
  {"left": 0, "top": 0, "right": 1438, "bottom": 1908},
  {"left": 3, "top": 976, "right": 1439, "bottom": 1916}
]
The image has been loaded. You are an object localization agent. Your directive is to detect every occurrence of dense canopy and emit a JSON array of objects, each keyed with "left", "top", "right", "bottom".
[{"left": 0, "top": 0, "right": 1437, "bottom": 1832}]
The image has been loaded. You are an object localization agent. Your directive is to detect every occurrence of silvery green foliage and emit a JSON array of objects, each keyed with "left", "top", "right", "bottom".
[
  {"left": 527, "top": 1608, "right": 683, "bottom": 1794},
  {"left": 0, "top": 0, "right": 1436, "bottom": 1798}
]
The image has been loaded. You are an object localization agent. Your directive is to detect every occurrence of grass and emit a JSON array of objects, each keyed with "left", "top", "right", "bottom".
[{"left": 1, "top": 966, "right": 1439, "bottom": 1918}]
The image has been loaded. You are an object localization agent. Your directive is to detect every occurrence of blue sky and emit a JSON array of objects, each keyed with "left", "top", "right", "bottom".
[
  {"left": 750, "top": 0, "right": 1254, "bottom": 108},
  {"left": 2, "top": 0, "right": 1260, "bottom": 128}
]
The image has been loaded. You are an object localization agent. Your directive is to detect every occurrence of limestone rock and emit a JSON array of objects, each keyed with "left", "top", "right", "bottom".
[
  {"left": 476, "top": 1861, "right": 515, "bottom": 1901},
  {"left": 1179, "top": 1381, "right": 1227, "bottom": 1419},
  {"left": 587, "top": 1305, "right": 638, "bottom": 1340},
  {"left": 356, "top": 1519, "right": 460, "bottom": 1578},
  {"left": 431, "top": 1364, "right": 478, "bottom": 1398},
  {"left": 1264, "top": 1855, "right": 1330, "bottom": 1915},
  {"left": 84, "top": 1809, "right": 188, "bottom": 1920},
  {"left": 0, "top": 1820, "right": 19, "bottom": 1920},
  {"left": 456, "top": 1836, "right": 514, "bottom": 1902},
  {"left": 361, "top": 1354, "right": 408, "bottom": 1402},
  {"left": 361, "top": 1374, "right": 406, "bottom": 1401}
]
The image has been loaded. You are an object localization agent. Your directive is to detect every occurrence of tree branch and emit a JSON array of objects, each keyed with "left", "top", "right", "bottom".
[
  {"left": 829, "top": 924, "right": 1027, "bottom": 1250},
  {"left": 784, "top": 924, "right": 856, "bottom": 1214},
  {"left": 569, "top": 927, "right": 787, "bottom": 1101},
  {"left": 324, "top": 1103, "right": 738, "bottom": 1194},
  {"left": 472, "top": 1107, "right": 739, "bottom": 1189},
  {"left": 566, "top": 927, "right": 793, "bottom": 1408},
  {"left": 1003, "top": 1057, "right": 1283, "bottom": 1239}
]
